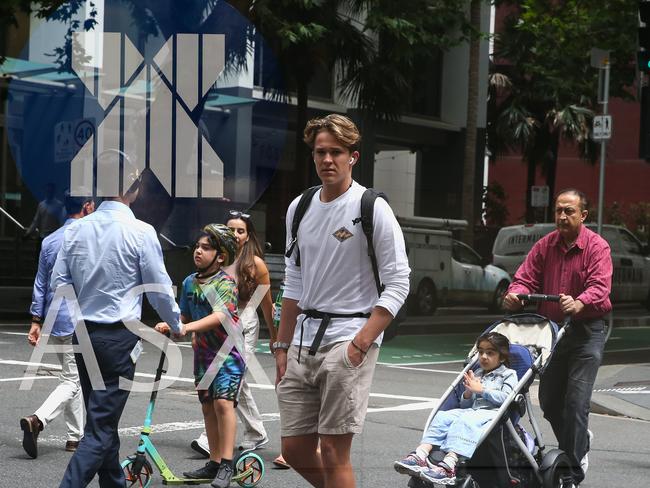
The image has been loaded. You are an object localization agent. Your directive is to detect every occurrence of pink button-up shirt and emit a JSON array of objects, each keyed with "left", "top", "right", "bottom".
[{"left": 507, "top": 225, "right": 612, "bottom": 322}]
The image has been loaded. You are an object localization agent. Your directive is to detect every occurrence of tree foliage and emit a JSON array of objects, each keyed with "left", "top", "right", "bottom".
[
  {"left": 488, "top": 0, "right": 637, "bottom": 221},
  {"left": 340, "top": 0, "right": 473, "bottom": 120}
]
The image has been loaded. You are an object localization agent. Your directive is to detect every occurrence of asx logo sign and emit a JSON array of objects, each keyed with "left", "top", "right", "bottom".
[{"left": 70, "top": 32, "right": 225, "bottom": 198}]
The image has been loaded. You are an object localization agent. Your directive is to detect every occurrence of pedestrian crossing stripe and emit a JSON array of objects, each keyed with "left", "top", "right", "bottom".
[{"left": 594, "top": 386, "right": 647, "bottom": 393}]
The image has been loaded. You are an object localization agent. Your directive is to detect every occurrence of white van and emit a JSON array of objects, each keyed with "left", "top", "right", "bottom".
[
  {"left": 492, "top": 223, "right": 650, "bottom": 307},
  {"left": 399, "top": 216, "right": 511, "bottom": 314}
]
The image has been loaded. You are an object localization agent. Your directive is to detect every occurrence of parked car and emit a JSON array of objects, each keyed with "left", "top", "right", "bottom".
[
  {"left": 492, "top": 223, "right": 650, "bottom": 308},
  {"left": 399, "top": 216, "right": 511, "bottom": 315}
]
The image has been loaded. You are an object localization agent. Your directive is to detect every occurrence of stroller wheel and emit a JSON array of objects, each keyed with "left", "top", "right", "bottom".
[
  {"left": 122, "top": 455, "right": 153, "bottom": 488},
  {"left": 234, "top": 451, "right": 265, "bottom": 487},
  {"left": 541, "top": 450, "right": 572, "bottom": 488}
]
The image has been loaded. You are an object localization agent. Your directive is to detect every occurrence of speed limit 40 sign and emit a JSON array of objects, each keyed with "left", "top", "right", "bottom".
[{"left": 53, "top": 118, "right": 95, "bottom": 163}]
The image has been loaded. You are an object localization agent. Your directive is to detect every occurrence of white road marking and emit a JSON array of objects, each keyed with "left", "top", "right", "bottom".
[
  {"left": 370, "top": 392, "right": 437, "bottom": 402},
  {"left": 0, "top": 376, "right": 58, "bottom": 382},
  {"left": 0, "top": 358, "right": 277, "bottom": 390},
  {"left": 594, "top": 387, "right": 649, "bottom": 394},
  {"left": 382, "top": 364, "right": 461, "bottom": 374},
  {"left": 368, "top": 400, "right": 439, "bottom": 413},
  {"left": 1, "top": 359, "right": 441, "bottom": 402},
  {"left": 0, "top": 359, "right": 438, "bottom": 416},
  {"left": 0, "top": 359, "right": 62, "bottom": 369}
]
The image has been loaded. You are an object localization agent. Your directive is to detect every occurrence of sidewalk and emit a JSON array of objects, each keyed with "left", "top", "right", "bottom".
[{"left": 591, "top": 363, "right": 650, "bottom": 421}]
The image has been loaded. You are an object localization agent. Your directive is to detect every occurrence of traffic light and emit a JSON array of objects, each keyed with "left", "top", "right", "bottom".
[{"left": 640, "top": 1, "right": 650, "bottom": 72}]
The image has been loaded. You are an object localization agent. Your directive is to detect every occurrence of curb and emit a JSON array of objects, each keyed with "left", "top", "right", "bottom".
[{"left": 590, "top": 393, "right": 650, "bottom": 422}]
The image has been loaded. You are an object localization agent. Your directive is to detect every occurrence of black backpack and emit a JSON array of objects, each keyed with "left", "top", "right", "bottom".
[{"left": 284, "top": 185, "right": 388, "bottom": 296}]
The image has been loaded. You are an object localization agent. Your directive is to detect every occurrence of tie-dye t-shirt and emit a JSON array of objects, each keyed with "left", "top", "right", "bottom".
[{"left": 180, "top": 270, "right": 245, "bottom": 390}]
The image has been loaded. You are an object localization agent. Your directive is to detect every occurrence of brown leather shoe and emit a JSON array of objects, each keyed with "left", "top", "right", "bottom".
[
  {"left": 65, "top": 440, "right": 80, "bottom": 452},
  {"left": 20, "top": 415, "right": 42, "bottom": 459}
]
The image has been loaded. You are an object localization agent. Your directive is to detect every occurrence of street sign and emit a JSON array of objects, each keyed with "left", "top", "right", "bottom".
[
  {"left": 53, "top": 121, "right": 75, "bottom": 163},
  {"left": 53, "top": 118, "right": 95, "bottom": 163},
  {"left": 593, "top": 115, "right": 612, "bottom": 140},
  {"left": 590, "top": 48, "right": 610, "bottom": 68},
  {"left": 531, "top": 185, "right": 549, "bottom": 208}
]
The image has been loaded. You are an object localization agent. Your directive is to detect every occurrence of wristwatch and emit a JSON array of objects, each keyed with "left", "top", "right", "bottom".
[{"left": 272, "top": 341, "right": 290, "bottom": 352}]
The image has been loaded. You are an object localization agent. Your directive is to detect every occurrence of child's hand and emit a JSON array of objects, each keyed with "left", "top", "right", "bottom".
[
  {"left": 155, "top": 322, "right": 170, "bottom": 335},
  {"left": 463, "top": 370, "right": 483, "bottom": 394},
  {"left": 172, "top": 323, "right": 188, "bottom": 339}
]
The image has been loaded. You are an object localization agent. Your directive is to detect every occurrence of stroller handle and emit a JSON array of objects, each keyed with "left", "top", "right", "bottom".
[{"left": 516, "top": 293, "right": 561, "bottom": 302}]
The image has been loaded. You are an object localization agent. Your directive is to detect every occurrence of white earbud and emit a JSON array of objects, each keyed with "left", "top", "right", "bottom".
[{"left": 349, "top": 158, "right": 355, "bottom": 165}]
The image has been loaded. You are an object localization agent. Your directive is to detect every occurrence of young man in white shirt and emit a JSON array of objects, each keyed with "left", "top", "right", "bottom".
[{"left": 274, "top": 114, "right": 410, "bottom": 488}]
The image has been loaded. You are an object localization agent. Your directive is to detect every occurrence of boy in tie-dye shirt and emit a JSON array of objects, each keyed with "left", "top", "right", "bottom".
[{"left": 156, "top": 223, "right": 243, "bottom": 488}]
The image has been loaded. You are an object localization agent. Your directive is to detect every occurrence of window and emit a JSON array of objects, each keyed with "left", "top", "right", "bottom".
[
  {"left": 406, "top": 50, "right": 443, "bottom": 118},
  {"left": 453, "top": 240, "right": 482, "bottom": 266}
]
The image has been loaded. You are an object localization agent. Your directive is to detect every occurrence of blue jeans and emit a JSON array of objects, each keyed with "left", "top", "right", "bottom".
[
  {"left": 60, "top": 324, "right": 138, "bottom": 488},
  {"left": 539, "top": 318, "right": 606, "bottom": 484},
  {"left": 421, "top": 408, "right": 498, "bottom": 458}
]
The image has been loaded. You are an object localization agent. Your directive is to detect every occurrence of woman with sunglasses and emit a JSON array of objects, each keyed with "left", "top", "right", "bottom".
[
  {"left": 226, "top": 210, "right": 278, "bottom": 450},
  {"left": 191, "top": 210, "right": 277, "bottom": 457}
]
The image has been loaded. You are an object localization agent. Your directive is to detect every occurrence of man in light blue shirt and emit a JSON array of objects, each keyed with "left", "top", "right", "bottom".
[
  {"left": 51, "top": 161, "right": 182, "bottom": 488},
  {"left": 20, "top": 194, "right": 94, "bottom": 459}
]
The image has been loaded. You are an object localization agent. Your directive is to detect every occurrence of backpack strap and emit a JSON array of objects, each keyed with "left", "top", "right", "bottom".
[
  {"left": 360, "top": 188, "right": 389, "bottom": 296},
  {"left": 285, "top": 185, "right": 321, "bottom": 266}
]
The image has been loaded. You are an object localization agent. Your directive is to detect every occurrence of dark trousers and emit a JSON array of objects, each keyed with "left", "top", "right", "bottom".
[
  {"left": 60, "top": 324, "right": 138, "bottom": 488},
  {"left": 539, "top": 318, "right": 606, "bottom": 484}
]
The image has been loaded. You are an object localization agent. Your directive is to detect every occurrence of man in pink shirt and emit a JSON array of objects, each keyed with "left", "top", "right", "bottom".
[{"left": 503, "top": 189, "right": 612, "bottom": 488}]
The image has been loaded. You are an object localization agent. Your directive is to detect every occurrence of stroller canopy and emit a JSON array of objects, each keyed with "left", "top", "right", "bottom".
[{"left": 467, "top": 314, "right": 559, "bottom": 371}]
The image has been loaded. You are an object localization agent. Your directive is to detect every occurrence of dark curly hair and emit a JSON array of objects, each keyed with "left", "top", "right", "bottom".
[{"left": 476, "top": 331, "right": 511, "bottom": 367}]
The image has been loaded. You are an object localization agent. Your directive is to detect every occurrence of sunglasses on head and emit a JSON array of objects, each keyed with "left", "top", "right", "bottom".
[{"left": 229, "top": 210, "right": 251, "bottom": 220}]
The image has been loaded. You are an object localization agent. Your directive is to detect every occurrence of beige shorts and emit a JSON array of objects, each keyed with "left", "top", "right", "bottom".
[{"left": 276, "top": 340, "right": 379, "bottom": 437}]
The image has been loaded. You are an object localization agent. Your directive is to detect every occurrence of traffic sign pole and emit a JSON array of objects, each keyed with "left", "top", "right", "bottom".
[{"left": 597, "top": 60, "right": 610, "bottom": 236}]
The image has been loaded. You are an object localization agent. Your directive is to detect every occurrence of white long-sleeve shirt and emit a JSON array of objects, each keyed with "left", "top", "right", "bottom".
[{"left": 284, "top": 181, "right": 410, "bottom": 348}]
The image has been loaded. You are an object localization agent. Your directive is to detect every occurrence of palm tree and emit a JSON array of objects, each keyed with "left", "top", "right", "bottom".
[
  {"left": 487, "top": 70, "right": 595, "bottom": 221},
  {"left": 229, "top": 0, "right": 371, "bottom": 193},
  {"left": 487, "top": 0, "right": 636, "bottom": 222}
]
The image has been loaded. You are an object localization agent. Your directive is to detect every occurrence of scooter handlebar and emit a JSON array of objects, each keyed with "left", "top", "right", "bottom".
[{"left": 515, "top": 293, "right": 561, "bottom": 303}]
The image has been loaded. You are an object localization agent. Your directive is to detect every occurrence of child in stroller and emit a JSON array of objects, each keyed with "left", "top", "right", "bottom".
[
  {"left": 395, "top": 296, "right": 577, "bottom": 488},
  {"left": 394, "top": 332, "right": 518, "bottom": 485}
]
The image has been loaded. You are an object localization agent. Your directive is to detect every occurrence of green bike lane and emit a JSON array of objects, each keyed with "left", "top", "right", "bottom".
[
  {"left": 377, "top": 326, "right": 650, "bottom": 365},
  {"left": 256, "top": 326, "right": 650, "bottom": 365}
]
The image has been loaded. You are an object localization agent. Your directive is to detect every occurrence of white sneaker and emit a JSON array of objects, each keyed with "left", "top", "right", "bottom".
[
  {"left": 190, "top": 432, "right": 210, "bottom": 458},
  {"left": 238, "top": 436, "right": 269, "bottom": 451},
  {"left": 580, "top": 429, "right": 594, "bottom": 475}
]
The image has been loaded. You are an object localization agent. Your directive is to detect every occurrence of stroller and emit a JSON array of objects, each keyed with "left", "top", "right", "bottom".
[{"left": 406, "top": 294, "right": 574, "bottom": 488}]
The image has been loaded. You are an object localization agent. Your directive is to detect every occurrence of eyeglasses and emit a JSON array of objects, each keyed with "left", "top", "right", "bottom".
[
  {"left": 555, "top": 207, "right": 579, "bottom": 216},
  {"left": 229, "top": 210, "right": 251, "bottom": 220}
]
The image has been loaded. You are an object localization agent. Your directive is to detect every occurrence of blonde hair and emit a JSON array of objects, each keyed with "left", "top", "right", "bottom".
[{"left": 303, "top": 114, "right": 361, "bottom": 151}]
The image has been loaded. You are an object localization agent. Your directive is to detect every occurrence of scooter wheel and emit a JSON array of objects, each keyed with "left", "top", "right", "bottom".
[
  {"left": 122, "top": 455, "right": 154, "bottom": 488},
  {"left": 234, "top": 452, "right": 265, "bottom": 487}
]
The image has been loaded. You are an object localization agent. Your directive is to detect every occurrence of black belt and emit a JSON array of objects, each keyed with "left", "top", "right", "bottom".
[
  {"left": 84, "top": 320, "right": 126, "bottom": 330},
  {"left": 298, "top": 309, "right": 371, "bottom": 362}
]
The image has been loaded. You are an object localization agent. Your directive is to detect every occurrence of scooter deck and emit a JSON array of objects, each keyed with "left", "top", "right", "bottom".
[{"left": 162, "top": 477, "right": 212, "bottom": 485}]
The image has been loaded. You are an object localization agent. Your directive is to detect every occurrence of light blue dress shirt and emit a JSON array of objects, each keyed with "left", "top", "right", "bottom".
[
  {"left": 51, "top": 201, "right": 181, "bottom": 332},
  {"left": 30, "top": 219, "right": 75, "bottom": 336}
]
